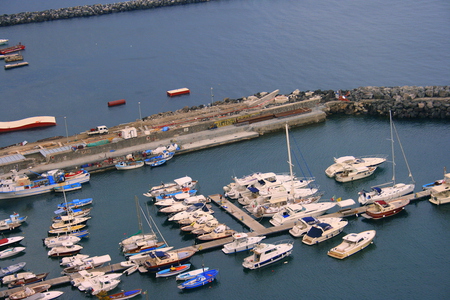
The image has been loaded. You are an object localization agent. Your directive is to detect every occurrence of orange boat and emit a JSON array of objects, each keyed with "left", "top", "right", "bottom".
[
  {"left": 0, "top": 43, "right": 25, "bottom": 55},
  {"left": 0, "top": 116, "right": 56, "bottom": 133}
]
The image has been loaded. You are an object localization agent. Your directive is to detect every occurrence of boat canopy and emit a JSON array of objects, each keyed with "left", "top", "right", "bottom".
[
  {"left": 302, "top": 216, "right": 317, "bottom": 224},
  {"left": 149, "top": 251, "right": 168, "bottom": 258},
  {"left": 306, "top": 226, "right": 324, "bottom": 238},
  {"left": 248, "top": 187, "right": 259, "bottom": 193},
  {"left": 372, "top": 187, "right": 382, "bottom": 193},
  {"left": 174, "top": 176, "right": 192, "bottom": 186}
]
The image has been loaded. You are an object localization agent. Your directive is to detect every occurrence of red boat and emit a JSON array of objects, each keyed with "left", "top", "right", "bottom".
[
  {"left": 8, "top": 272, "right": 49, "bottom": 288},
  {"left": 0, "top": 43, "right": 25, "bottom": 55},
  {"left": 167, "top": 88, "right": 190, "bottom": 97},
  {"left": 361, "top": 199, "right": 410, "bottom": 220},
  {"left": 0, "top": 116, "right": 56, "bottom": 133}
]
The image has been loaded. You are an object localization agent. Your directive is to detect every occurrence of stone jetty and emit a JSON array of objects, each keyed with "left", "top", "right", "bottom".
[{"left": 0, "top": 0, "right": 211, "bottom": 27}]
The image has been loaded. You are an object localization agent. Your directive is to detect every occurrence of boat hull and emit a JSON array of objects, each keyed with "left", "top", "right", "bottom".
[{"left": 327, "top": 230, "right": 376, "bottom": 259}]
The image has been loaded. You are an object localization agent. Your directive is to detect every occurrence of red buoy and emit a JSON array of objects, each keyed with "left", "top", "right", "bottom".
[{"left": 108, "top": 99, "right": 126, "bottom": 107}]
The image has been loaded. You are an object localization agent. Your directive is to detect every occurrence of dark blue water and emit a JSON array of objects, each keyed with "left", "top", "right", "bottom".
[{"left": 0, "top": 1, "right": 449, "bottom": 299}]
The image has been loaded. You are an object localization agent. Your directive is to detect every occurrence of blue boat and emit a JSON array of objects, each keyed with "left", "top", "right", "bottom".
[
  {"left": 57, "top": 198, "right": 93, "bottom": 209},
  {"left": 177, "top": 269, "right": 219, "bottom": 290},
  {"left": 155, "top": 190, "right": 197, "bottom": 201},
  {"left": 54, "top": 182, "right": 82, "bottom": 192},
  {"left": 144, "top": 150, "right": 175, "bottom": 167},
  {"left": 0, "top": 262, "right": 26, "bottom": 278}
]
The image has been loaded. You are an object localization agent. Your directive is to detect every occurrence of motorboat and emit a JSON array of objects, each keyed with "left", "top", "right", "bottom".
[
  {"left": 0, "top": 235, "right": 24, "bottom": 247},
  {"left": 155, "top": 263, "right": 191, "bottom": 278},
  {"left": 53, "top": 207, "right": 92, "bottom": 221},
  {"left": 54, "top": 182, "right": 82, "bottom": 192},
  {"left": 62, "top": 254, "right": 111, "bottom": 273},
  {"left": 222, "top": 232, "right": 266, "bottom": 254},
  {"left": 154, "top": 189, "right": 197, "bottom": 201},
  {"left": 335, "top": 165, "right": 377, "bottom": 182},
  {"left": 30, "top": 291, "right": 64, "bottom": 300},
  {"left": 180, "top": 216, "right": 217, "bottom": 232},
  {"left": 0, "top": 262, "right": 26, "bottom": 278},
  {"left": 46, "top": 231, "right": 84, "bottom": 246},
  {"left": 143, "top": 249, "right": 196, "bottom": 272},
  {"left": 176, "top": 267, "right": 210, "bottom": 280},
  {"left": 48, "top": 224, "right": 86, "bottom": 235},
  {"left": 78, "top": 273, "right": 122, "bottom": 295},
  {"left": 429, "top": 172, "right": 450, "bottom": 205},
  {"left": 98, "top": 289, "right": 142, "bottom": 299},
  {"left": 197, "top": 224, "right": 235, "bottom": 241},
  {"left": 143, "top": 176, "right": 198, "bottom": 198},
  {"left": 60, "top": 254, "right": 90, "bottom": 266},
  {"left": 242, "top": 239, "right": 294, "bottom": 269},
  {"left": 168, "top": 205, "right": 214, "bottom": 223},
  {"left": 123, "top": 241, "right": 167, "bottom": 257},
  {"left": 1, "top": 212, "right": 27, "bottom": 225},
  {"left": 47, "top": 243, "right": 83, "bottom": 257},
  {"left": 0, "top": 246, "right": 26, "bottom": 259},
  {"left": 325, "top": 155, "right": 387, "bottom": 177},
  {"left": 328, "top": 230, "right": 376, "bottom": 259},
  {"left": 144, "top": 150, "right": 175, "bottom": 167},
  {"left": 361, "top": 199, "right": 410, "bottom": 219},
  {"left": 2, "top": 272, "right": 35, "bottom": 285},
  {"left": 7, "top": 272, "right": 49, "bottom": 288},
  {"left": 70, "top": 270, "right": 105, "bottom": 287},
  {"left": 51, "top": 216, "right": 91, "bottom": 229},
  {"left": 115, "top": 160, "right": 144, "bottom": 170},
  {"left": 269, "top": 202, "right": 336, "bottom": 226},
  {"left": 177, "top": 269, "right": 219, "bottom": 289},
  {"left": 57, "top": 197, "right": 93, "bottom": 209},
  {"left": 7, "top": 283, "right": 51, "bottom": 300},
  {"left": 288, "top": 216, "right": 322, "bottom": 237},
  {"left": 190, "top": 219, "right": 220, "bottom": 235},
  {"left": 0, "top": 169, "right": 90, "bottom": 200},
  {"left": 302, "top": 218, "right": 348, "bottom": 245}
]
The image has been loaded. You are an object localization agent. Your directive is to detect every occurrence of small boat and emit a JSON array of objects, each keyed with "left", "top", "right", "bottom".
[
  {"left": 288, "top": 216, "right": 322, "bottom": 237},
  {"left": 177, "top": 269, "right": 219, "bottom": 290},
  {"left": 60, "top": 254, "right": 90, "bottom": 266},
  {"left": 96, "top": 289, "right": 142, "bottom": 300},
  {"left": 361, "top": 199, "right": 410, "bottom": 219},
  {"left": 180, "top": 215, "right": 217, "bottom": 232},
  {"left": 57, "top": 197, "right": 93, "bottom": 209},
  {"left": 48, "top": 224, "right": 86, "bottom": 235},
  {"left": 51, "top": 216, "right": 90, "bottom": 229},
  {"left": 53, "top": 207, "right": 92, "bottom": 221},
  {"left": 155, "top": 263, "right": 191, "bottom": 278},
  {"left": 47, "top": 243, "right": 83, "bottom": 257},
  {"left": 54, "top": 182, "right": 82, "bottom": 192},
  {"left": 0, "top": 236, "right": 25, "bottom": 247},
  {"left": 325, "top": 155, "right": 387, "bottom": 178},
  {"left": 0, "top": 39, "right": 8, "bottom": 45},
  {"left": 7, "top": 272, "right": 49, "bottom": 288},
  {"left": 302, "top": 218, "right": 348, "bottom": 245},
  {"left": 143, "top": 176, "right": 197, "bottom": 198},
  {"left": 175, "top": 210, "right": 215, "bottom": 225},
  {"left": 167, "top": 87, "right": 190, "bottom": 97},
  {"left": 1, "top": 213, "right": 28, "bottom": 225},
  {"left": 2, "top": 272, "right": 35, "bottom": 285},
  {"left": 7, "top": 283, "right": 51, "bottom": 300},
  {"left": 143, "top": 249, "right": 196, "bottom": 272},
  {"left": 335, "top": 166, "right": 377, "bottom": 182},
  {"left": 242, "top": 239, "right": 294, "bottom": 269},
  {"left": 0, "top": 246, "right": 25, "bottom": 259},
  {"left": 176, "top": 267, "right": 210, "bottom": 280},
  {"left": 327, "top": 230, "right": 376, "bottom": 259},
  {"left": 4, "top": 54, "right": 23, "bottom": 62},
  {"left": 222, "top": 232, "right": 266, "bottom": 254},
  {"left": 78, "top": 274, "right": 122, "bottom": 295},
  {"left": 269, "top": 202, "right": 336, "bottom": 226},
  {"left": 190, "top": 219, "right": 219, "bottom": 235},
  {"left": 115, "top": 160, "right": 144, "bottom": 170},
  {"left": 0, "top": 43, "right": 25, "bottom": 55},
  {"left": 144, "top": 150, "right": 175, "bottom": 167},
  {"left": 62, "top": 254, "right": 111, "bottom": 273},
  {"left": 4, "top": 62, "right": 29, "bottom": 69},
  {"left": 70, "top": 270, "right": 105, "bottom": 287},
  {"left": 0, "top": 262, "right": 26, "bottom": 278},
  {"left": 196, "top": 224, "right": 235, "bottom": 241},
  {"left": 31, "top": 291, "right": 64, "bottom": 299},
  {"left": 429, "top": 172, "right": 450, "bottom": 205}
]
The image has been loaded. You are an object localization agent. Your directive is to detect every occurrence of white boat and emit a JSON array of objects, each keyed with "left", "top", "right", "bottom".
[
  {"left": 70, "top": 270, "right": 105, "bottom": 287},
  {"left": 269, "top": 202, "right": 336, "bottom": 226},
  {"left": 188, "top": 219, "right": 219, "bottom": 235},
  {"left": 0, "top": 262, "right": 26, "bottom": 277},
  {"left": 54, "top": 182, "right": 82, "bottom": 192},
  {"left": 62, "top": 254, "right": 111, "bottom": 273},
  {"left": 159, "top": 202, "right": 191, "bottom": 214},
  {"left": 429, "top": 172, "right": 450, "bottom": 205},
  {"left": 31, "top": 291, "right": 64, "bottom": 300},
  {"left": 180, "top": 215, "right": 217, "bottom": 232},
  {"left": 78, "top": 273, "right": 122, "bottom": 295},
  {"left": 0, "top": 169, "right": 90, "bottom": 200},
  {"left": 143, "top": 176, "right": 198, "bottom": 198},
  {"left": 0, "top": 235, "right": 24, "bottom": 247},
  {"left": 325, "top": 155, "right": 387, "bottom": 177},
  {"left": 288, "top": 216, "right": 322, "bottom": 237},
  {"left": 197, "top": 224, "right": 235, "bottom": 241},
  {"left": 7, "top": 283, "right": 51, "bottom": 300},
  {"left": 2, "top": 272, "right": 35, "bottom": 285},
  {"left": 168, "top": 205, "right": 214, "bottom": 223},
  {"left": 115, "top": 160, "right": 144, "bottom": 170},
  {"left": 176, "top": 267, "right": 210, "bottom": 280},
  {"left": 0, "top": 246, "right": 25, "bottom": 259},
  {"left": 60, "top": 254, "right": 90, "bottom": 266},
  {"left": 222, "top": 232, "right": 266, "bottom": 254},
  {"left": 302, "top": 218, "right": 348, "bottom": 245},
  {"left": 47, "top": 243, "right": 83, "bottom": 257},
  {"left": 242, "top": 239, "right": 294, "bottom": 269},
  {"left": 358, "top": 111, "right": 415, "bottom": 205},
  {"left": 328, "top": 230, "right": 376, "bottom": 259},
  {"left": 335, "top": 165, "right": 377, "bottom": 182},
  {"left": 0, "top": 39, "right": 8, "bottom": 45},
  {"left": 51, "top": 216, "right": 91, "bottom": 229}
]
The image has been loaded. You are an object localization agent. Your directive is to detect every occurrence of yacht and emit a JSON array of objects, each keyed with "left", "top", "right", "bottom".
[
  {"left": 269, "top": 202, "right": 336, "bottom": 226},
  {"left": 242, "top": 239, "right": 294, "bottom": 269},
  {"left": 328, "top": 230, "right": 376, "bottom": 259},
  {"left": 325, "top": 155, "right": 387, "bottom": 177},
  {"left": 302, "top": 218, "right": 348, "bottom": 245}
]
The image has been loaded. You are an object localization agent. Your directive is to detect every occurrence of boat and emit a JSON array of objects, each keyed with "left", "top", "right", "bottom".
[
  {"left": 167, "top": 203, "right": 214, "bottom": 223},
  {"left": 70, "top": 270, "right": 105, "bottom": 287},
  {"left": 158, "top": 202, "right": 191, "bottom": 214},
  {"left": 222, "top": 232, "right": 266, "bottom": 254},
  {"left": 190, "top": 219, "right": 220, "bottom": 235},
  {"left": 302, "top": 218, "right": 348, "bottom": 245},
  {"left": 57, "top": 197, "right": 93, "bottom": 210},
  {"left": 288, "top": 216, "right": 322, "bottom": 237},
  {"left": 143, "top": 249, "right": 196, "bottom": 272},
  {"left": 0, "top": 43, "right": 25, "bottom": 54},
  {"left": 0, "top": 220, "right": 22, "bottom": 231},
  {"left": 176, "top": 267, "right": 210, "bottom": 280},
  {"left": 328, "top": 230, "right": 376, "bottom": 259},
  {"left": 144, "top": 150, "right": 175, "bottom": 167},
  {"left": 62, "top": 254, "right": 111, "bottom": 273},
  {"left": 179, "top": 215, "right": 217, "bottom": 232},
  {"left": 47, "top": 243, "right": 83, "bottom": 257},
  {"left": 155, "top": 263, "right": 191, "bottom": 278},
  {"left": 358, "top": 111, "right": 415, "bottom": 205},
  {"left": 95, "top": 289, "right": 142, "bottom": 300},
  {"left": 4, "top": 54, "right": 23, "bottom": 63},
  {"left": 0, "top": 169, "right": 90, "bottom": 200},
  {"left": 154, "top": 189, "right": 198, "bottom": 201},
  {"left": 7, "top": 272, "right": 49, "bottom": 288},
  {"left": 51, "top": 216, "right": 90, "bottom": 229},
  {"left": 429, "top": 172, "right": 450, "bottom": 205},
  {"left": 269, "top": 202, "right": 336, "bottom": 226},
  {"left": 167, "top": 87, "right": 190, "bottom": 97},
  {"left": 0, "top": 246, "right": 25, "bottom": 259},
  {"left": 7, "top": 283, "right": 51, "bottom": 300},
  {"left": 1, "top": 213, "right": 28, "bottom": 225},
  {"left": 0, "top": 235, "right": 24, "bottom": 247},
  {"left": 325, "top": 155, "right": 387, "bottom": 177},
  {"left": 4, "top": 62, "right": 29, "bottom": 70},
  {"left": 48, "top": 224, "right": 86, "bottom": 235},
  {"left": 197, "top": 224, "right": 235, "bottom": 241},
  {"left": 177, "top": 269, "right": 219, "bottom": 290},
  {"left": 0, "top": 262, "right": 26, "bottom": 277},
  {"left": 52, "top": 207, "right": 92, "bottom": 221},
  {"left": 0, "top": 39, "right": 8, "bottom": 45},
  {"left": 78, "top": 274, "right": 122, "bottom": 295},
  {"left": 422, "top": 171, "right": 447, "bottom": 190},
  {"left": 143, "top": 176, "right": 198, "bottom": 198},
  {"left": 115, "top": 160, "right": 144, "bottom": 170},
  {"left": 334, "top": 165, "right": 377, "bottom": 182},
  {"left": 53, "top": 182, "right": 82, "bottom": 192},
  {"left": 0, "top": 116, "right": 56, "bottom": 133},
  {"left": 361, "top": 199, "right": 410, "bottom": 219},
  {"left": 30, "top": 291, "right": 64, "bottom": 300},
  {"left": 242, "top": 239, "right": 294, "bottom": 269},
  {"left": 2, "top": 272, "right": 35, "bottom": 285}
]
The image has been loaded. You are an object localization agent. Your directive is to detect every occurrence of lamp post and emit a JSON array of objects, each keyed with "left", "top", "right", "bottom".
[
  {"left": 64, "top": 116, "right": 69, "bottom": 143},
  {"left": 138, "top": 102, "right": 142, "bottom": 120},
  {"left": 210, "top": 87, "right": 214, "bottom": 107}
]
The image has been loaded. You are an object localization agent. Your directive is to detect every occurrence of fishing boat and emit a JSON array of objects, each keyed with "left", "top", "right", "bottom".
[
  {"left": 1, "top": 212, "right": 28, "bottom": 225},
  {"left": 288, "top": 216, "right": 322, "bottom": 237},
  {"left": 143, "top": 249, "right": 196, "bottom": 272},
  {"left": 269, "top": 202, "right": 336, "bottom": 226},
  {"left": 0, "top": 169, "right": 90, "bottom": 200},
  {"left": 176, "top": 267, "right": 210, "bottom": 280},
  {"left": 361, "top": 199, "right": 410, "bottom": 219},
  {"left": 0, "top": 43, "right": 25, "bottom": 55},
  {"left": 7, "top": 283, "right": 51, "bottom": 300},
  {"left": 0, "top": 235, "right": 24, "bottom": 247},
  {"left": 358, "top": 111, "right": 415, "bottom": 205},
  {"left": 53, "top": 207, "right": 92, "bottom": 221},
  {"left": 0, "top": 220, "right": 22, "bottom": 232},
  {"left": 222, "top": 232, "right": 266, "bottom": 254},
  {"left": 7, "top": 272, "right": 49, "bottom": 288},
  {"left": 242, "top": 239, "right": 294, "bottom": 269},
  {"left": 328, "top": 230, "right": 376, "bottom": 259},
  {"left": 302, "top": 218, "right": 348, "bottom": 245},
  {"left": 144, "top": 150, "right": 175, "bottom": 167},
  {"left": 325, "top": 155, "right": 387, "bottom": 177},
  {"left": 334, "top": 165, "right": 377, "bottom": 182},
  {"left": 47, "top": 243, "right": 83, "bottom": 257},
  {"left": 57, "top": 197, "right": 93, "bottom": 209},
  {"left": 54, "top": 182, "right": 82, "bottom": 192},
  {"left": 0, "top": 262, "right": 26, "bottom": 277},
  {"left": 197, "top": 224, "right": 235, "bottom": 241},
  {"left": 429, "top": 172, "right": 450, "bottom": 205},
  {"left": 143, "top": 176, "right": 198, "bottom": 198},
  {"left": 115, "top": 160, "right": 144, "bottom": 170},
  {"left": 0, "top": 246, "right": 25, "bottom": 259},
  {"left": 155, "top": 263, "right": 191, "bottom": 278},
  {"left": 95, "top": 289, "right": 142, "bottom": 300},
  {"left": 177, "top": 269, "right": 219, "bottom": 290}
]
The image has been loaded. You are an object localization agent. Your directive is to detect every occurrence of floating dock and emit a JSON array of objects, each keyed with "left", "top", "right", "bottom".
[
  {"left": 4, "top": 61, "right": 28, "bottom": 69},
  {"left": 167, "top": 87, "right": 190, "bottom": 97}
]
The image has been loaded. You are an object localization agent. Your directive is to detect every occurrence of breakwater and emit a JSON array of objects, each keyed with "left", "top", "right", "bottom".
[{"left": 0, "top": 0, "right": 211, "bottom": 27}]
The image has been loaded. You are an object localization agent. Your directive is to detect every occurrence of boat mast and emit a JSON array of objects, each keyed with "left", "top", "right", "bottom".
[
  {"left": 285, "top": 124, "right": 294, "bottom": 197},
  {"left": 389, "top": 110, "right": 396, "bottom": 184}
]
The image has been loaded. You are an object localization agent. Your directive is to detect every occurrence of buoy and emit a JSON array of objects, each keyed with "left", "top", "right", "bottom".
[{"left": 108, "top": 99, "right": 126, "bottom": 107}]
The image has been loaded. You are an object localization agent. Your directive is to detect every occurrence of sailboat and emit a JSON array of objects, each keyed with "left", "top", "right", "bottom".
[{"left": 358, "top": 111, "right": 415, "bottom": 205}]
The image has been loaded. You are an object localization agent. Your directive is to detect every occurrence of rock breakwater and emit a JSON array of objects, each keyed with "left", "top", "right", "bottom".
[{"left": 0, "top": 0, "right": 210, "bottom": 27}]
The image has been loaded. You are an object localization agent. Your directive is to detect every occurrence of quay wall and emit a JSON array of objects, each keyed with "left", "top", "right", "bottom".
[{"left": 0, "top": 0, "right": 211, "bottom": 27}]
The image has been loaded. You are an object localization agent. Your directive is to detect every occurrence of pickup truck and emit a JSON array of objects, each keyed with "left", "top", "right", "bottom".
[{"left": 87, "top": 125, "right": 108, "bottom": 136}]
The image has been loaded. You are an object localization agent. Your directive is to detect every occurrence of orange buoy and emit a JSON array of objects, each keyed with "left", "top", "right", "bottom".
[{"left": 108, "top": 99, "right": 126, "bottom": 107}]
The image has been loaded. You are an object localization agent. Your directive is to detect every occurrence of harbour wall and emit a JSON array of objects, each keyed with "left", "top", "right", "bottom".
[{"left": 0, "top": 0, "right": 211, "bottom": 27}]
